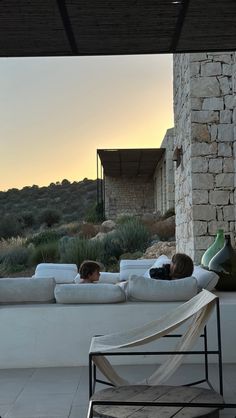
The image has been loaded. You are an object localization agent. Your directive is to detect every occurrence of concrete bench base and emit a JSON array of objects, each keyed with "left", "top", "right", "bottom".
[{"left": 0, "top": 291, "right": 234, "bottom": 368}]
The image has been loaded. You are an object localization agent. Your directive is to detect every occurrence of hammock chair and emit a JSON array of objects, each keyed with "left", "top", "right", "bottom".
[{"left": 89, "top": 289, "right": 223, "bottom": 397}]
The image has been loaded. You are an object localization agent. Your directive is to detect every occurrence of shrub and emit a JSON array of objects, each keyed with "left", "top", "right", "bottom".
[
  {"left": 116, "top": 214, "right": 136, "bottom": 225},
  {"left": 0, "top": 237, "right": 33, "bottom": 273},
  {"left": 38, "top": 208, "right": 61, "bottom": 227},
  {"left": 30, "top": 241, "right": 59, "bottom": 265},
  {"left": 116, "top": 218, "right": 150, "bottom": 253},
  {"left": 0, "top": 215, "right": 22, "bottom": 239},
  {"left": 59, "top": 237, "right": 104, "bottom": 267},
  {"left": 27, "top": 230, "right": 63, "bottom": 247},
  {"left": 100, "top": 231, "right": 123, "bottom": 266},
  {"left": 79, "top": 222, "right": 98, "bottom": 239},
  {"left": 85, "top": 202, "right": 105, "bottom": 223},
  {"left": 119, "top": 251, "right": 144, "bottom": 260},
  {"left": 20, "top": 211, "right": 35, "bottom": 228}
]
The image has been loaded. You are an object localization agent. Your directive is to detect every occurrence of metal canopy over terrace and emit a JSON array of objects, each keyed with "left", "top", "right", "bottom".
[
  {"left": 97, "top": 148, "right": 164, "bottom": 178},
  {"left": 0, "top": 0, "right": 235, "bottom": 57}
]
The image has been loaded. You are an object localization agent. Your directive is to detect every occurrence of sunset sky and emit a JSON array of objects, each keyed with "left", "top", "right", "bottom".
[{"left": 0, "top": 54, "right": 173, "bottom": 191}]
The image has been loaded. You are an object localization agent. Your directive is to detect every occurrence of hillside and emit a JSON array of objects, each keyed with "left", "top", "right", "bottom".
[{"left": 0, "top": 178, "right": 99, "bottom": 232}]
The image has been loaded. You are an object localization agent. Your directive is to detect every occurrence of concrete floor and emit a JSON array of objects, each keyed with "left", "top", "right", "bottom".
[{"left": 0, "top": 364, "right": 235, "bottom": 418}]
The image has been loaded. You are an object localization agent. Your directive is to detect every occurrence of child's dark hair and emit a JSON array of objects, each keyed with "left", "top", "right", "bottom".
[
  {"left": 171, "top": 253, "right": 194, "bottom": 279},
  {"left": 79, "top": 260, "right": 101, "bottom": 279}
]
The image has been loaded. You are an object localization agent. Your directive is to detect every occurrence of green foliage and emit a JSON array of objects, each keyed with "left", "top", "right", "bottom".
[
  {"left": 30, "top": 241, "right": 59, "bottom": 265},
  {"left": 0, "top": 215, "right": 22, "bottom": 239},
  {"left": 20, "top": 211, "right": 35, "bottom": 228},
  {"left": 39, "top": 208, "right": 61, "bottom": 227},
  {"left": 116, "top": 215, "right": 136, "bottom": 225},
  {"left": 0, "top": 237, "right": 33, "bottom": 274},
  {"left": 85, "top": 202, "right": 105, "bottom": 223},
  {"left": 119, "top": 251, "right": 144, "bottom": 260},
  {"left": 100, "top": 231, "right": 123, "bottom": 266},
  {"left": 59, "top": 237, "right": 104, "bottom": 267},
  {"left": 116, "top": 218, "right": 150, "bottom": 253},
  {"left": 27, "top": 230, "right": 63, "bottom": 247}
]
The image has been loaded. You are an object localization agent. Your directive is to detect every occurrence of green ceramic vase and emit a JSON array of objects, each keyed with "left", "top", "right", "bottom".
[
  {"left": 209, "top": 235, "right": 236, "bottom": 291},
  {"left": 201, "top": 229, "right": 225, "bottom": 269}
]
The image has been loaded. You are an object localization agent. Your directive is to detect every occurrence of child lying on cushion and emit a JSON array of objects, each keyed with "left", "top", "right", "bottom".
[
  {"left": 79, "top": 260, "right": 101, "bottom": 283},
  {"left": 149, "top": 253, "right": 194, "bottom": 280}
]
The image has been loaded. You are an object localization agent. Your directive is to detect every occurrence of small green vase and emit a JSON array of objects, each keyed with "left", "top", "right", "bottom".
[
  {"left": 209, "top": 235, "right": 236, "bottom": 291},
  {"left": 201, "top": 229, "right": 224, "bottom": 269}
]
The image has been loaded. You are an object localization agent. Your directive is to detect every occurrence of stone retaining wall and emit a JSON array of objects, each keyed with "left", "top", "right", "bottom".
[{"left": 104, "top": 176, "right": 154, "bottom": 219}]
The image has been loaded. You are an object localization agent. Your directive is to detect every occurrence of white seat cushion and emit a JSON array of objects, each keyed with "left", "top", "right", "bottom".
[
  {"left": 54, "top": 283, "right": 126, "bottom": 304},
  {"left": 33, "top": 263, "right": 78, "bottom": 284},
  {"left": 127, "top": 275, "right": 198, "bottom": 302},
  {"left": 0, "top": 277, "right": 56, "bottom": 303}
]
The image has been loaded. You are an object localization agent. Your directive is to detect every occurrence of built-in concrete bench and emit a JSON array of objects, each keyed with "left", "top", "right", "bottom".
[{"left": 0, "top": 291, "right": 234, "bottom": 369}]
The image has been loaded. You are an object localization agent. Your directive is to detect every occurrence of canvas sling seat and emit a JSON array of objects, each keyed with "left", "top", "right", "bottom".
[{"left": 89, "top": 290, "right": 218, "bottom": 387}]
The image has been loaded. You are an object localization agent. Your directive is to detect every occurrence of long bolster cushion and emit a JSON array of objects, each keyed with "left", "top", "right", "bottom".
[
  {"left": 33, "top": 263, "right": 78, "bottom": 283},
  {"left": 0, "top": 278, "right": 56, "bottom": 303},
  {"left": 54, "top": 283, "right": 126, "bottom": 304},
  {"left": 127, "top": 275, "right": 198, "bottom": 302}
]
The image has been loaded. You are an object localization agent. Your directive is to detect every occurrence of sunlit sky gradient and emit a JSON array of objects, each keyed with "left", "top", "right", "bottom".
[{"left": 0, "top": 54, "right": 173, "bottom": 191}]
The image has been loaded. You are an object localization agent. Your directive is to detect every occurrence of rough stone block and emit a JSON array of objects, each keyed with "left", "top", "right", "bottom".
[
  {"left": 192, "top": 157, "right": 208, "bottom": 173},
  {"left": 191, "top": 77, "right": 220, "bottom": 98},
  {"left": 192, "top": 123, "right": 210, "bottom": 142},
  {"left": 193, "top": 221, "right": 208, "bottom": 236},
  {"left": 218, "top": 142, "right": 232, "bottom": 157},
  {"left": 191, "top": 98, "right": 202, "bottom": 110},
  {"left": 223, "top": 206, "right": 235, "bottom": 221},
  {"left": 224, "top": 95, "right": 236, "bottom": 109},
  {"left": 217, "top": 124, "right": 234, "bottom": 141},
  {"left": 192, "top": 173, "right": 214, "bottom": 190},
  {"left": 223, "top": 158, "right": 234, "bottom": 173},
  {"left": 191, "top": 141, "right": 217, "bottom": 157},
  {"left": 192, "top": 190, "right": 208, "bottom": 204},
  {"left": 210, "top": 124, "right": 218, "bottom": 140},
  {"left": 208, "top": 221, "right": 229, "bottom": 235},
  {"left": 191, "top": 110, "right": 219, "bottom": 123},
  {"left": 192, "top": 205, "right": 216, "bottom": 220},
  {"left": 211, "top": 53, "right": 232, "bottom": 64},
  {"left": 209, "top": 190, "right": 230, "bottom": 205},
  {"left": 190, "top": 53, "right": 208, "bottom": 61},
  {"left": 219, "top": 77, "right": 231, "bottom": 95},
  {"left": 202, "top": 97, "right": 224, "bottom": 110},
  {"left": 201, "top": 62, "right": 222, "bottom": 76},
  {"left": 223, "top": 64, "right": 232, "bottom": 76},
  {"left": 208, "top": 158, "right": 223, "bottom": 173},
  {"left": 195, "top": 236, "right": 215, "bottom": 250},
  {"left": 190, "top": 62, "right": 200, "bottom": 76},
  {"left": 216, "top": 173, "right": 234, "bottom": 188},
  {"left": 229, "top": 222, "right": 235, "bottom": 232},
  {"left": 220, "top": 110, "right": 232, "bottom": 124}
]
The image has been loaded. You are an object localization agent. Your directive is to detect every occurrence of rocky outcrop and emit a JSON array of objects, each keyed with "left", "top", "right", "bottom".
[{"left": 142, "top": 241, "right": 176, "bottom": 259}]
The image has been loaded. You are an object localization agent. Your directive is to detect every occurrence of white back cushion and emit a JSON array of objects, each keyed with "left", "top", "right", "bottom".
[
  {"left": 120, "top": 259, "right": 155, "bottom": 281},
  {"left": 143, "top": 255, "right": 171, "bottom": 278},
  {"left": 55, "top": 283, "right": 126, "bottom": 304},
  {"left": 33, "top": 263, "right": 78, "bottom": 284},
  {"left": 193, "top": 266, "right": 219, "bottom": 291},
  {"left": 127, "top": 275, "right": 198, "bottom": 302},
  {"left": 0, "top": 278, "right": 56, "bottom": 303}
]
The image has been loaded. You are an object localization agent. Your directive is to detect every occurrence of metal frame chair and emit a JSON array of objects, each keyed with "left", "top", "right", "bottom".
[{"left": 87, "top": 295, "right": 236, "bottom": 417}]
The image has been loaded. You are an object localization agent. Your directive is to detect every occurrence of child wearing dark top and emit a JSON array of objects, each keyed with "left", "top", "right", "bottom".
[{"left": 149, "top": 253, "right": 194, "bottom": 281}]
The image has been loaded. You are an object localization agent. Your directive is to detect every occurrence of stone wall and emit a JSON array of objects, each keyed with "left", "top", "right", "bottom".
[
  {"left": 154, "top": 128, "right": 175, "bottom": 214},
  {"left": 174, "top": 52, "right": 236, "bottom": 263},
  {"left": 104, "top": 176, "right": 154, "bottom": 219}
]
